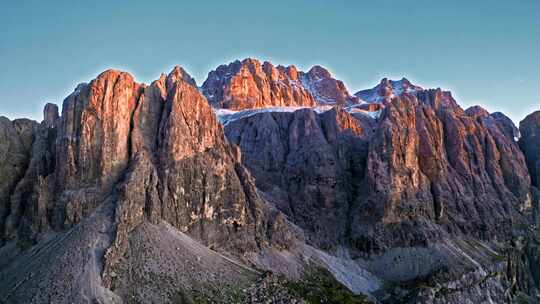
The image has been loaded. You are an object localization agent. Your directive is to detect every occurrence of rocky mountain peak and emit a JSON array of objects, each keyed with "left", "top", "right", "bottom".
[
  {"left": 201, "top": 58, "right": 316, "bottom": 110},
  {"left": 299, "top": 65, "right": 358, "bottom": 106},
  {"left": 284, "top": 64, "right": 299, "bottom": 80},
  {"left": 520, "top": 111, "right": 540, "bottom": 188},
  {"left": 166, "top": 65, "right": 196, "bottom": 88},
  {"left": 491, "top": 111, "right": 520, "bottom": 140},
  {"left": 355, "top": 77, "right": 423, "bottom": 104},
  {"left": 201, "top": 58, "right": 362, "bottom": 109},
  {"left": 43, "top": 103, "right": 59, "bottom": 127},
  {"left": 465, "top": 105, "right": 490, "bottom": 118},
  {"left": 306, "top": 65, "right": 332, "bottom": 79}
]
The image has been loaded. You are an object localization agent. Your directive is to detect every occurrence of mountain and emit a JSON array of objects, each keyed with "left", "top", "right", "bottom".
[
  {"left": 355, "top": 77, "right": 423, "bottom": 105},
  {"left": 1, "top": 59, "right": 540, "bottom": 304},
  {"left": 299, "top": 65, "right": 359, "bottom": 105},
  {"left": 201, "top": 58, "right": 359, "bottom": 110},
  {"left": 201, "top": 58, "right": 316, "bottom": 110}
]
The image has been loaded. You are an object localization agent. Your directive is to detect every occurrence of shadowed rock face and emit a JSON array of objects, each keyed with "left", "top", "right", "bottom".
[
  {"left": 225, "top": 88, "right": 532, "bottom": 254},
  {"left": 520, "top": 111, "right": 540, "bottom": 188},
  {"left": 491, "top": 111, "right": 520, "bottom": 140},
  {"left": 351, "top": 90, "right": 531, "bottom": 252},
  {"left": 222, "top": 84, "right": 539, "bottom": 302},
  {"left": 225, "top": 108, "right": 373, "bottom": 249}
]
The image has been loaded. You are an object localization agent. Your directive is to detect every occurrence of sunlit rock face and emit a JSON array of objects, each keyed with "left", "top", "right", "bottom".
[
  {"left": 201, "top": 58, "right": 361, "bottom": 110},
  {"left": 202, "top": 58, "right": 316, "bottom": 110},
  {"left": 56, "top": 70, "right": 142, "bottom": 191}
]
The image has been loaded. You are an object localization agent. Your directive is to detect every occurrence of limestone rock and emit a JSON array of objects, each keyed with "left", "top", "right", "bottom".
[
  {"left": 1, "top": 60, "right": 539, "bottom": 304},
  {"left": 0, "top": 117, "right": 37, "bottom": 245},
  {"left": 355, "top": 77, "right": 423, "bottom": 104},
  {"left": 202, "top": 58, "right": 316, "bottom": 110},
  {"left": 299, "top": 65, "right": 359, "bottom": 105},
  {"left": 351, "top": 89, "right": 531, "bottom": 251},
  {"left": 225, "top": 108, "right": 371, "bottom": 249},
  {"left": 43, "top": 103, "right": 59, "bottom": 128},
  {"left": 520, "top": 111, "right": 540, "bottom": 188},
  {"left": 56, "top": 70, "right": 143, "bottom": 191}
]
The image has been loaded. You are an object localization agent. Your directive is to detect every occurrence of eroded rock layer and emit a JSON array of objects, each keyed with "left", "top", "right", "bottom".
[
  {"left": 201, "top": 58, "right": 314, "bottom": 109},
  {"left": 226, "top": 88, "right": 532, "bottom": 253}
]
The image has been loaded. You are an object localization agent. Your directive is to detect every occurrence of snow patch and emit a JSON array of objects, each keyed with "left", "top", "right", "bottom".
[
  {"left": 345, "top": 104, "right": 383, "bottom": 119},
  {"left": 348, "top": 108, "right": 382, "bottom": 119},
  {"left": 213, "top": 104, "right": 383, "bottom": 125},
  {"left": 213, "top": 106, "right": 334, "bottom": 126}
]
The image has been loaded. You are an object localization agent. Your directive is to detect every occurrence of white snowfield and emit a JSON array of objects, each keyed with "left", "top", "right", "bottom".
[{"left": 213, "top": 105, "right": 382, "bottom": 126}]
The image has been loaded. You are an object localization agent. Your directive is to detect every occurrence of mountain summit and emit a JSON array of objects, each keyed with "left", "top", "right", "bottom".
[
  {"left": 201, "top": 58, "right": 359, "bottom": 110},
  {"left": 355, "top": 77, "right": 424, "bottom": 104}
]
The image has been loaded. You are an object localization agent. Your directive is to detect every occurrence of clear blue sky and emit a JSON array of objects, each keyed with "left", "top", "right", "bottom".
[{"left": 1, "top": 0, "right": 539, "bottom": 123}]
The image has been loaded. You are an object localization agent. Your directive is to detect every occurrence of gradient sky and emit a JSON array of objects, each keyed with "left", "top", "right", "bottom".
[{"left": 1, "top": 0, "right": 539, "bottom": 123}]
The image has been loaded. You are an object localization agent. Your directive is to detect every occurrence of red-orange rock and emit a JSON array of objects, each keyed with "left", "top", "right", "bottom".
[
  {"left": 202, "top": 58, "right": 361, "bottom": 109},
  {"left": 299, "top": 65, "right": 359, "bottom": 105},
  {"left": 202, "top": 58, "right": 316, "bottom": 110},
  {"left": 56, "top": 70, "right": 143, "bottom": 191}
]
